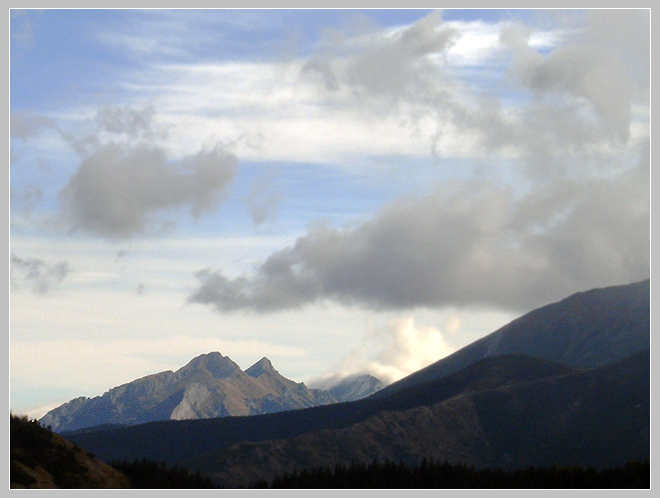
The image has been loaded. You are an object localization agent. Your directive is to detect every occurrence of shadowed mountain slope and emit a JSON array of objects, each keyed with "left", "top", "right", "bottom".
[
  {"left": 63, "top": 354, "right": 575, "bottom": 463},
  {"left": 375, "top": 279, "right": 649, "bottom": 398},
  {"left": 10, "top": 415, "right": 131, "bottom": 489},
  {"left": 191, "top": 350, "right": 649, "bottom": 488}
]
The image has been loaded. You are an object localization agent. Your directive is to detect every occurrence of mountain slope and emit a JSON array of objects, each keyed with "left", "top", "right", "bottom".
[
  {"left": 61, "top": 280, "right": 649, "bottom": 487},
  {"left": 327, "top": 374, "right": 385, "bottom": 402},
  {"left": 190, "top": 350, "right": 649, "bottom": 488},
  {"left": 10, "top": 415, "right": 131, "bottom": 489},
  {"left": 40, "top": 352, "right": 336, "bottom": 433},
  {"left": 376, "top": 279, "right": 649, "bottom": 398}
]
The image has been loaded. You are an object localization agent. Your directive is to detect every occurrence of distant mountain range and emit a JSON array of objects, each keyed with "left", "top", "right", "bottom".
[
  {"left": 61, "top": 279, "right": 650, "bottom": 488},
  {"left": 40, "top": 354, "right": 383, "bottom": 433}
]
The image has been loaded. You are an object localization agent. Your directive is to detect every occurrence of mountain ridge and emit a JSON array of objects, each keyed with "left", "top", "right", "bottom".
[
  {"left": 40, "top": 353, "right": 343, "bottom": 433},
  {"left": 187, "top": 350, "right": 649, "bottom": 487},
  {"left": 374, "top": 279, "right": 649, "bottom": 398},
  {"left": 61, "top": 279, "right": 649, "bottom": 487}
]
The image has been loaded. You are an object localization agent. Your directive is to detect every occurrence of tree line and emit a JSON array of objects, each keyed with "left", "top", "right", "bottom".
[{"left": 250, "top": 458, "right": 650, "bottom": 489}]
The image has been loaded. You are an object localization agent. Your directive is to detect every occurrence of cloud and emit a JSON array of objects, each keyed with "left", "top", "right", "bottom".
[
  {"left": 58, "top": 142, "right": 238, "bottom": 239},
  {"left": 59, "top": 105, "right": 169, "bottom": 157},
  {"left": 10, "top": 186, "right": 43, "bottom": 214},
  {"left": 12, "top": 105, "right": 239, "bottom": 240},
  {"left": 189, "top": 140, "right": 648, "bottom": 314},
  {"left": 299, "top": 10, "right": 647, "bottom": 173},
  {"left": 10, "top": 111, "right": 57, "bottom": 139},
  {"left": 95, "top": 105, "right": 164, "bottom": 141},
  {"left": 10, "top": 10, "right": 36, "bottom": 57},
  {"left": 303, "top": 10, "right": 458, "bottom": 100},
  {"left": 184, "top": 10, "right": 646, "bottom": 316},
  {"left": 11, "top": 254, "right": 71, "bottom": 294},
  {"left": 502, "top": 11, "right": 649, "bottom": 146},
  {"left": 245, "top": 170, "right": 281, "bottom": 225},
  {"left": 310, "top": 316, "right": 455, "bottom": 387}
]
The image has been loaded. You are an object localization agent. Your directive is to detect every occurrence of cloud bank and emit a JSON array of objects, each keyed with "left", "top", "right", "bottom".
[
  {"left": 302, "top": 10, "right": 648, "bottom": 170},
  {"left": 190, "top": 143, "right": 648, "bottom": 314}
]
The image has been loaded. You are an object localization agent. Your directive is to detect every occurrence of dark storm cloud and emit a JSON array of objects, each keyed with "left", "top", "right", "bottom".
[
  {"left": 10, "top": 254, "right": 71, "bottom": 295},
  {"left": 189, "top": 141, "right": 649, "bottom": 313},
  {"left": 59, "top": 143, "right": 238, "bottom": 239}
]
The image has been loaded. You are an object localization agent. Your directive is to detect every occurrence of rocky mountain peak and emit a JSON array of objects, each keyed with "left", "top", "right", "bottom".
[
  {"left": 328, "top": 374, "right": 385, "bottom": 402},
  {"left": 177, "top": 352, "right": 241, "bottom": 380},
  {"left": 245, "top": 357, "right": 276, "bottom": 378}
]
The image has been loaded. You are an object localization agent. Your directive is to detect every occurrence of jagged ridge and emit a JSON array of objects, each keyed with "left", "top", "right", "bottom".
[{"left": 40, "top": 352, "right": 337, "bottom": 433}]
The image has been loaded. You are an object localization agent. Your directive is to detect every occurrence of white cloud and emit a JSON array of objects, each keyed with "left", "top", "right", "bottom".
[{"left": 311, "top": 316, "right": 455, "bottom": 387}]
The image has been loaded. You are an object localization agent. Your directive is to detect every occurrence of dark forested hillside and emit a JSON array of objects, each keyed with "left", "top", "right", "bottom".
[
  {"left": 10, "top": 415, "right": 131, "bottom": 489},
  {"left": 257, "top": 459, "right": 650, "bottom": 489}
]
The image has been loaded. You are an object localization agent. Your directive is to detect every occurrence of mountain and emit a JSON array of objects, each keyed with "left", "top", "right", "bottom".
[
  {"left": 375, "top": 279, "right": 650, "bottom": 398},
  {"left": 327, "top": 374, "right": 384, "bottom": 402},
  {"left": 189, "top": 351, "right": 649, "bottom": 488},
  {"left": 61, "top": 280, "right": 650, "bottom": 487},
  {"left": 40, "top": 352, "right": 336, "bottom": 433},
  {"left": 10, "top": 415, "right": 131, "bottom": 489}
]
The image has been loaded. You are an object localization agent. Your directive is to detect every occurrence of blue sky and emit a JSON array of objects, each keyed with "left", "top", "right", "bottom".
[{"left": 9, "top": 9, "right": 650, "bottom": 418}]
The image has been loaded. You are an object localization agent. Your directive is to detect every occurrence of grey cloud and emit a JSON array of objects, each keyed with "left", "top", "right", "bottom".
[
  {"left": 59, "top": 105, "right": 169, "bottom": 157},
  {"left": 10, "top": 186, "right": 43, "bottom": 214},
  {"left": 304, "top": 10, "right": 457, "bottom": 103},
  {"left": 59, "top": 143, "right": 238, "bottom": 239},
  {"left": 95, "top": 105, "right": 164, "bottom": 140},
  {"left": 11, "top": 254, "right": 71, "bottom": 295},
  {"left": 344, "top": 10, "right": 457, "bottom": 100},
  {"left": 509, "top": 40, "right": 632, "bottom": 143},
  {"left": 302, "top": 11, "right": 646, "bottom": 178},
  {"left": 583, "top": 10, "right": 649, "bottom": 90},
  {"left": 245, "top": 171, "right": 281, "bottom": 225},
  {"left": 10, "top": 111, "right": 56, "bottom": 139},
  {"left": 190, "top": 146, "right": 648, "bottom": 314}
]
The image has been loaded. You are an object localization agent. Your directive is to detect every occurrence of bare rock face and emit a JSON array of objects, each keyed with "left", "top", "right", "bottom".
[{"left": 40, "top": 352, "right": 337, "bottom": 433}]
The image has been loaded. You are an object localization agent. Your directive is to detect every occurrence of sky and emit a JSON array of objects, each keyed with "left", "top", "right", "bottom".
[{"left": 9, "top": 9, "right": 650, "bottom": 419}]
